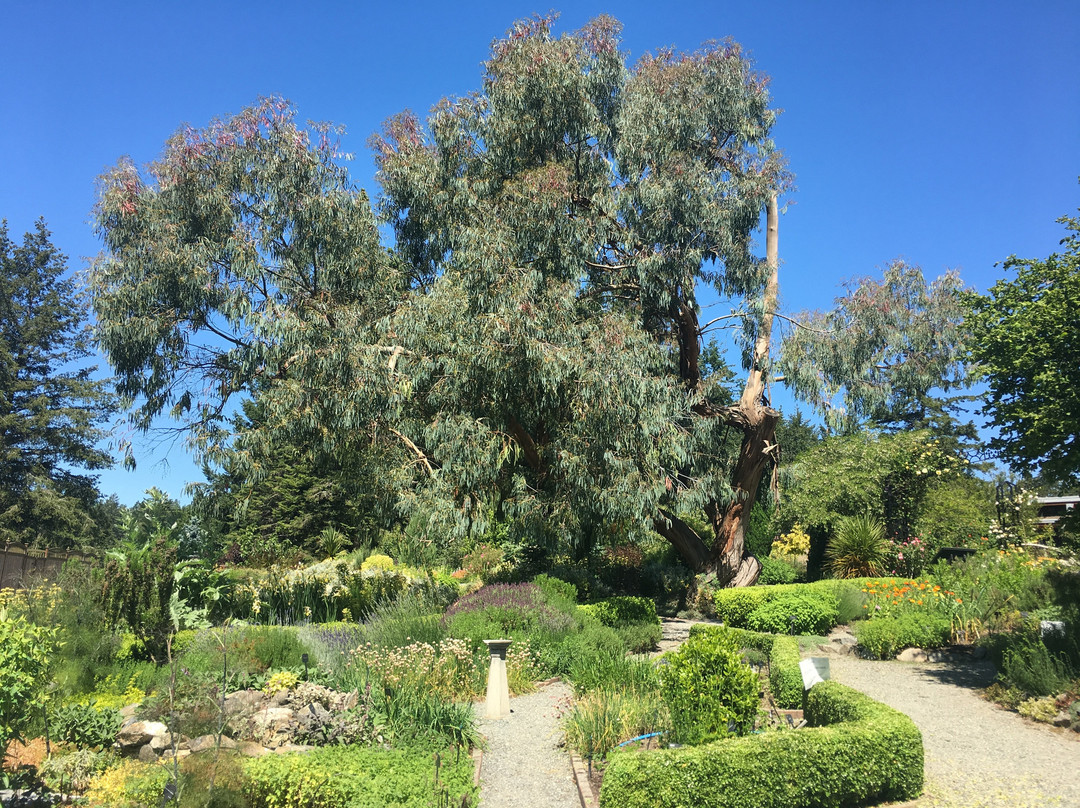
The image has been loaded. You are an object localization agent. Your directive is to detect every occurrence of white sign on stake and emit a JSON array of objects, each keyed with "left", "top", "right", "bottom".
[{"left": 799, "top": 657, "right": 831, "bottom": 691}]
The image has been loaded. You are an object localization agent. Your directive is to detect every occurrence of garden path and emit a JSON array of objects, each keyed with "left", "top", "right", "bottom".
[
  {"left": 828, "top": 655, "right": 1080, "bottom": 808},
  {"left": 474, "top": 681, "right": 581, "bottom": 808},
  {"left": 660, "top": 618, "right": 1080, "bottom": 807}
]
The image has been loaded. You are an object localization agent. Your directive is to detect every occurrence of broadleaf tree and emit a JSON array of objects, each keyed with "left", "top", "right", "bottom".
[
  {"left": 965, "top": 204, "right": 1080, "bottom": 486},
  {"left": 90, "top": 17, "right": 966, "bottom": 584}
]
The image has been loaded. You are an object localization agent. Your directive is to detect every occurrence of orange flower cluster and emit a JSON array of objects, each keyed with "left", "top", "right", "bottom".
[{"left": 860, "top": 577, "right": 961, "bottom": 617}]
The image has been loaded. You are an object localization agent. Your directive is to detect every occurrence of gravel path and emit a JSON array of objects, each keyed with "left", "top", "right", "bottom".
[
  {"left": 474, "top": 682, "right": 580, "bottom": 808},
  {"left": 829, "top": 655, "right": 1080, "bottom": 808}
]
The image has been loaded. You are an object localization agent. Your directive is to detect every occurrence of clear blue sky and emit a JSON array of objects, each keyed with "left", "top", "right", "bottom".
[{"left": 2, "top": 1, "right": 1077, "bottom": 505}]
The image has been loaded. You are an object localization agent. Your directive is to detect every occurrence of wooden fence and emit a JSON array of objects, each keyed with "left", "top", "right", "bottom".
[{"left": 0, "top": 543, "right": 98, "bottom": 589}]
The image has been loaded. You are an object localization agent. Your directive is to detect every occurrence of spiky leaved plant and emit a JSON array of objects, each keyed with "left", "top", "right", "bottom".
[{"left": 826, "top": 514, "right": 888, "bottom": 578}]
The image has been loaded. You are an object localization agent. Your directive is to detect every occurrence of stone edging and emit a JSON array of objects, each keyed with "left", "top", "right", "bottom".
[
  {"left": 569, "top": 753, "right": 598, "bottom": 808},
  {"left": 471, "top": 747, "right": 483, "bottom": 788}
]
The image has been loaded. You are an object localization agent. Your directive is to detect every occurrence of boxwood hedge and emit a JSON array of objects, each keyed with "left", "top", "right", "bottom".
[
  {"left": 599, "top": 680, "right": 923, "bottom": 808},
  {"left": 689, "top": 625, "right": 803, "bottom": 709}
]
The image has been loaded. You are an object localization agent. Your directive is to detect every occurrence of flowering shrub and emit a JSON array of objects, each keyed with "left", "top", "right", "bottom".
[
  {"left": 460, "top": 543, "right": 505, "bottom": 581},
  {"left": 442, "top": 582, "right": 575, "bottom": 638},
  {"left": 771, "top": 524, "right": 810, "bottom": 558},
  {"left": 883, "top": 536, "right": 932, "bottom": 578}
]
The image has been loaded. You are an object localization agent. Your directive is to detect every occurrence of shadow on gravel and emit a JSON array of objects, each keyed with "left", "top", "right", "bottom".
[{"left": 916, "top": 661, "right": 997, "bottom": 691}]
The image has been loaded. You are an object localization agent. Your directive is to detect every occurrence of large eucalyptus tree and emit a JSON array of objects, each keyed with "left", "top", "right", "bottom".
[{"left": 90, "top": 16, "right": 965, "bottom": 584}]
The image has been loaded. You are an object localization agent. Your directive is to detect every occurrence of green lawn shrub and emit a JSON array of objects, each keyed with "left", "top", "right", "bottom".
[
  {"left": 757, "top": 555, "right": 799, "bottom": 585},
  {"left": 855, "top": 612, "right": 951, "bottom": 659},
  {"left": 746, "top": 592, "right": 838, "bottom": 636},
  {"left": 689, "top": 625, "right": 803, "bottom": 709},
  {"left": 532, "top": 573, "right": 578, "bottom": 607},
  {"left": 704, "top": 580, "right": 841, "bottom": 626},
  {"left": 657, "top": 628, "right": 759, "bottom": 744},
  {"left": 612, "top": 622, "right": 663, "bottom": 653},
  {"left": 600, "top": 681, "right": 923, "bottom": 808},
  {"left": 243, "top": 745, "right": 477, "bottom": 808},
  {"left": 585, "top": 596, "right": 660, "bottom": 627}
]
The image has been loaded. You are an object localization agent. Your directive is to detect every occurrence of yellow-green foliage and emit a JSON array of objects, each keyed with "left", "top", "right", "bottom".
[
  {"left": 360, "top": 553, "right": 395, "bottom": 572},
  {"left": 243, "top": 746, "right": 477, "bottom": 808},
  {"left": 600, "top": 681, "right": 924, "bottom": 808},
  {"left": 81, "top": 672, "right": 147, "bottom": 710},
  {"left": 84, "top": 759, "right": 170, "bottom": 808},
  {"left": 771, "top": 524, "right": 810, "bottom": 558},
  {"left": 264, "top": 670, "right": 301, "bottom": 693},
  {"left": 1017, "top": 697, "right": 1058, "bottom": 723}
]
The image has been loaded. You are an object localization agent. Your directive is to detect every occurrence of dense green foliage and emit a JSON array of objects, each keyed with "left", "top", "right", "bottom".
[
  {"left": 657, "top": 628, "right": 759, "bottom": 744},
  {"left": 243, "top": 745, "right": 475, "bottom": 808},
  {"left": 51, "top": 703, "right": 123, "bottom": 750},
  {"left": 0, "top": 220, "right": 116, "bottom": 548},
  {"left": 688, "top": 625, "right": 803, "bottom": 708},
  {"left": 965, "top": 204, "right": 1080, "bottom": 486},
  {"left": 698, "top": 579, "right": 844, "bottom": 630},
  {"left": 756, "top": 555, "right": 799, "bottom": 584},
  {"left": 0, "top": 608, "right": 57, "bottom": 752},
  {"left": 581, "top": 595, "right": 660, "bottom": 627},
  {"left": 746, "top": 592, "right": 838, "bottom": 635},
  {"left": 100, "top": 537, "right": 177, "bottom": 661},
  {"left": 854, "top": 613, "right": 952, "bottom": 659},
  {"left": 600, "top": 681, "right": 924, "bottom": 808},
  {"left": 88, "top": 14, "right": 970, "bottom": 582}
]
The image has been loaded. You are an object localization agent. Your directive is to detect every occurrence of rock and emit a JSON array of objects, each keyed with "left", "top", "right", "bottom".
[
  {"left": 117, "top": 720, "right": 169, "bottom": 750},
  {"left": 1052, "top": 711, "right": 1072, "bottom": 728},
  {"left": 897, "top": 648, "right": 928, "bottom": 663},
  {"left": 138, "top": 743, "right": 158, "bottom": 763},
  {"left": 270, "top": 689, "right": 290, "bottom": 707},
  {"left": 149, "top": 732, "right": 180, "bottom": 752},
  {"left": 119, "top": 703, "right": 139, "bottom": 719},
  {"left": 188, "top": 735, "right": 215, "bottom": 753},
  {"left": 273, "top": 743, "right": 313, "bottom": 754},
  {"left": 238, "top": 742, "right": 269, "bottom": 757},
  {"left": 188, "top": 734, "right": 238, "bottom": 753},
  {"left": 223, "top": 689, "right": 265, "bottom": 716}
]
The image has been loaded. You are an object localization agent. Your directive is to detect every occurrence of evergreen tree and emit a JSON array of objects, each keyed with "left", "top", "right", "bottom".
[
  {"left": 89, "top": 18, "right": 965, "bottom": 583},
  {"left": 0, "top": 220, "right": 115, "bottom": 547}
]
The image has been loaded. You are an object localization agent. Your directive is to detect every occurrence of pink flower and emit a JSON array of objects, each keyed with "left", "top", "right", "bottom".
[{"left": 898, "top": 552, "right": 904, "bottom": 560}]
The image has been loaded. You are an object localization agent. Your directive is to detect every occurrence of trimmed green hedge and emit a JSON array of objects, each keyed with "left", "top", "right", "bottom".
[
  {"left": 599, "top": 681, "right": 923, "bottom": 808},
  {"left": 689, "top": 625, "right": 802, "bottom": 708},
  {"left": 581, "top": 596, "right": 660, "bottom": 627},
  {"left": 712, "top": 580, "right": 840, "bottom": 624}
]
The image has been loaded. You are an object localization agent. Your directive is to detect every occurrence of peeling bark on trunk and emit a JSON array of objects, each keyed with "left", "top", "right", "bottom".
[
  {"left": 709, "top": 409, "right": 778, "bottom": 585},
  {"left": 653, "top": 509, "right": 711, "bottom": 572},
  {"left": 658, "top": 195, "right": 781, "bottom": 587}
]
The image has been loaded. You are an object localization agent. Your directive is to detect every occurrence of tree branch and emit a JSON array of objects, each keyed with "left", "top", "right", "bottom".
[{"left": 389, "top": 427, "right": 436, "bottom": 476}]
